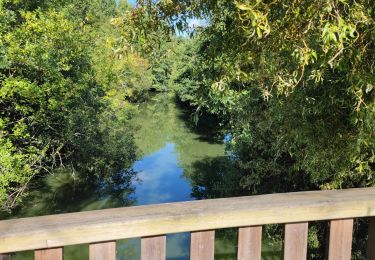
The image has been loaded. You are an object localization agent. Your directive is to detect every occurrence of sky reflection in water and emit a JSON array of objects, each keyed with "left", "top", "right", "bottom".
[
  {"left": 133, "top": 143, "right": 192, "bottom": 205},
  {"left": 9, "top": 94, "right": 280, "bottom": 259}
]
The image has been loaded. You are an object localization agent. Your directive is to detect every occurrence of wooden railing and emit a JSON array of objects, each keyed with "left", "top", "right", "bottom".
[{"left": 1, "top": 188, "right": 375, "bottom": 260}]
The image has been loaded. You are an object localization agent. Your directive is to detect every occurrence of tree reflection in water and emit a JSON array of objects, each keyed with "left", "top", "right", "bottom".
[
  {"left": 6, "top": 168, "right": 138, "bottom": 260},
  {"left": 6, "top": 93, "right": 282, "bottom": 259}
]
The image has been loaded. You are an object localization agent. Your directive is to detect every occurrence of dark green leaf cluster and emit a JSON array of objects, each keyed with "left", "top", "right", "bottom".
[
  {"left": 0, "top": 0, "right": 150, "bottom": 211},
  {"left": 137, "top": 0, "right": 374, "bottom": 257},
  {"left": 163, "top": 0, "right": 375, "bottom": 194}
]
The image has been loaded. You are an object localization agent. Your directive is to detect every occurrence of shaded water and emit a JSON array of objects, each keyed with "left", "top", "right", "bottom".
[{"left": 6, "top": 93, "right": 281, "bottom": 259}]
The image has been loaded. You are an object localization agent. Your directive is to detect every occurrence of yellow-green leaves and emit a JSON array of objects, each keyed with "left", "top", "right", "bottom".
[
  {"left": 321, "top": 20, "right": 357, "bottom": 50},
  {"left": 293, "top": 45, "right": 318, "bottom": 66},
  {"left": 0, "top": 0, "right": 139, "bottom": 211},
  {"left": 236, "top": 1, "right": 270, "bottom": 39},
  {"left": 153, "top": 0, "right": 375, "bottom": 205}
]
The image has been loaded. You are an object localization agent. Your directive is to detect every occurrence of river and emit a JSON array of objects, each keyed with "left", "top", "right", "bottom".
[{"left": 6, "top": 93, "right": 280, "bottom": 259}]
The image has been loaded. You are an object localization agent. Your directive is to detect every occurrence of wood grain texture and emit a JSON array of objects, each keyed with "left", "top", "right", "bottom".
[
  {"left": 0, "top": 254, "right": 11, "bottom": 260},
  {"left": 368, "top": 218, "right": 375, "bottom": 260},
  {"left": 35, "top": 248, "right": 63, "bottom": 260},
  {"left": 0, "top": 188, "right": 374, "bottom": 253},
  {"left": 284, "top": 222, "right": 308, "bottom": 260},
  {"left": 190, "top": 230, "right": 215, "bottom": 260},
  {"left": 328, "top": 219, "right": 353, "bottom": 260},
  {"left": 89, "top": 241, "right": 116, "bottom": 260},
  {"left": 237, "top": 226, "right": 262, "bottom": 260},
  {"left": 141, "top": 236, "right": 166, "bottom": 260}
]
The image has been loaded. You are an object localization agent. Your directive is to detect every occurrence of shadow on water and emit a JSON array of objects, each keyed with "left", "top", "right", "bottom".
[
  {"left": 132, "top": 92, "right": 225, "bottom": 171},
  {"left": 184, "top": 156, "right": 244, "bottom": 200},
  {"left": 184, "top": 156, "right": 283, "bottom": 260},
  {"left": 174, "top": 97, "right": 224, "bottom": 145},
  {"left": 6, "top": 168, "right": 137, "bottom": 218},
  {"left": 4, "top": 168, "right": 138, "bottom": 260},
  {"left": 5, "top": 92, "right": 282, "bottom": 260}
]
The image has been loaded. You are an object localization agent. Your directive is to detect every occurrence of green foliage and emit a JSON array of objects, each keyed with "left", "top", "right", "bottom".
[
  {"left": 0, "top": 0, "right": 147, "bottom": 211},
  {"left": 132, "top": 0, "right": 374, "bottom": 257},
  {"left": 116, "top": 0, "right": 132, "bottom": 15},
  {"left": 111, "top": 7, "right": 176, "bottom": 91},
  {"left": 148, "top": 41, "right": 174, "bottom": 91},
  {"left": 147, "top": 0, "right": 375, "bottom": 191},
  {"left": 91, "top": 16, "right": 153, "bottom": 101},
  {"left": 169, "top": 37, "right": 201, "bottom": 105},
  {"left": 0, "top": 139, "right": 41, "bottom": 208}
]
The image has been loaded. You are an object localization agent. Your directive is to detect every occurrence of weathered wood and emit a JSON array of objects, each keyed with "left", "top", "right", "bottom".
[
  {"left": 368, "top": 218, "right": 375, "bottom": 260},
  {"left": 190, "top": 230, "right": 215, "bottom": 260},
  {"left": 89, "top": 241, "right": 116, "bottom": 260},
  {"left": 284, "top": 222, "right": 308, "bottom": 260},
  {"left": 141, "top": 235, "right": 166, "bottom": 260},
  {"left": 0, "top": 254, "right": 11, "bottom": 260},
  {"left": 0, "top": 188, "right": 374, "bottom": 253},
  {"left": 328, "top": 219, "right": 353, "bottom": 260},
  {"left": 35, "top": 248, "right": 63, "bottom": 260},
  {"left": 237, "top": 226, "right": 262, "bottom": 260}
]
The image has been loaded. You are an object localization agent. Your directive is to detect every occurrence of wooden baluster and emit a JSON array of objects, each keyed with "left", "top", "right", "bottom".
[
  {"left": 237, "top": 226, "right": 262, "bottom": 260},
  {"left": 367, "top": 218, "right": 375, "bottom": 259},
  {"left": 141, "top": 235, "right": 166, "bottom": 260},
  {"left": 89, "top": 241, "right": 116, "bottom": 260},
  {"left": 190, "top": 230, "right": 215, "bottom": 260},
  {"left": 35, "top": 248, "right": 63, "bottom": 260},
  {"left": 283, "top": 222, "right": 308, "bottom": 260},
  {"left": 0, "top": 254, "right": 11, "bottom": 260},
  {"left": 328, "top": 219, "right": 353, "bottom": 260}
]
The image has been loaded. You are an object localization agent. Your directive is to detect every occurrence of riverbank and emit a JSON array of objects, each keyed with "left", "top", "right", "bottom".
[{"left": 4, "top": 93, "right": 281, "bottom": 260}]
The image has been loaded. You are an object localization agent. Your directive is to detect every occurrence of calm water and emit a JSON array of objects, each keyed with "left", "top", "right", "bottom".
[{"left": 7, "top": 93, "right": 281, "bottom": 259}]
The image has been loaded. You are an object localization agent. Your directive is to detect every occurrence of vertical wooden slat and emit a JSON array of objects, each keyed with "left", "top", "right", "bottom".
[
  {"left": 367, "top": 218, "right": 375, "bottom": 259},
  {"left": 0, "top": 254, "right": 11, "bottom": 260},
  {"left": 237, "top": 226, "right": 262, "bottom": 260},
  {"left": 89, "top": 241, "right": 116, "bottom": 260},
  {"left": 35, "top": 248, "right": 63, "bottom": 260},
  {"left": 283, "top": 222, "right": 308, "bottom": 260},
  {"left": 190, "top": 230, "right": 215, "bottom": 260},
  {"left": 328, "top": 219, "right": 353, "bottom": 260},
  {"left": 141, "top": 235, "right": 166, "bottom": 260}
]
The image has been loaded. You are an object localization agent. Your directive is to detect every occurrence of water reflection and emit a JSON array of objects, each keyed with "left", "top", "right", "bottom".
[
  {"left": 133, "top": 143, "right": 192, "bottom": 205},
  {"left": 132, "top": 93, "right": 224, "bottom": 167},
  {"left": 129, "top": 93, "right": 225, "bottom": 259},
  {"left": 6, "top": 168, "right": 136, "bottom": 218},
  {"left": 7, "top": 168, "right": 138, "bottom": 260},
  {"left": 5, "top": 93, "right": 281, "bottom": 259},
  {"left": 186, "top": 156, "right": 244, "bottom": 200}
]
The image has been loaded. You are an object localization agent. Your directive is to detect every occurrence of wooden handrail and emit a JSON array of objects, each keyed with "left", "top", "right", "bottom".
[{"left": 0, "top": 188, "right": 375, "bottom": 256}]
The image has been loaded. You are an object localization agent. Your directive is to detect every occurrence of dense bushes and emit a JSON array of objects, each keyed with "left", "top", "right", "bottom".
[
  {"left": 130, "top": 1, "right": 374, "bottom": 257},
  {"left": 151, "top": 0, "right": 375, "bottom": 193},
  {"left": 0, "top": 0, "right": 152, "bottom": 211}
]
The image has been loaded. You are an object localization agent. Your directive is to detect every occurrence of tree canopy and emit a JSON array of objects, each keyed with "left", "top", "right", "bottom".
[
  {"left": 118, "top": 1, "right": 374, "bottom": 256},
  {"left": 0, "top": 0, "right": 154, "bottom": 211},
  {"left": 130, "top": 0, "right": 374, "bottom": 191},
  {"left": 0, "top": 0, "right": 374, "bottom": 256}
]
